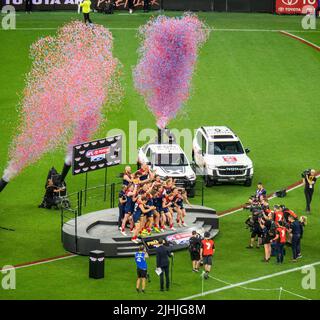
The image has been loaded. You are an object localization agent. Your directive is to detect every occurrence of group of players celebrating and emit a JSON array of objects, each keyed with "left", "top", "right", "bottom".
[
  {"left": 118, "top": 164, "right": 191, "bottom": 243},
  {"left": 246, "top": 183, "right": 306, "bottom": 264}
]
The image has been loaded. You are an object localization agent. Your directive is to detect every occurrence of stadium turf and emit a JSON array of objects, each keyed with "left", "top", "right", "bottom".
[{"left": 0, "top": 11, "right": 319, "bottom": 300}]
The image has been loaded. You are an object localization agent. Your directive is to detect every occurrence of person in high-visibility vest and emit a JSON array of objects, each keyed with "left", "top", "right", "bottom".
[{"left": 79, "top": 0, "right": 93, "bottom": 24}]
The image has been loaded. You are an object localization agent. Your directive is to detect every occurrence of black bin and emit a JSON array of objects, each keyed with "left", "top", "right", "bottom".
[{"left": 89, "top": 250, "right": 105, "bottom": 279}]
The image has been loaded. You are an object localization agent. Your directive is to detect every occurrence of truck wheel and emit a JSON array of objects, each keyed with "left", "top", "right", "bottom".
[
  {"left": 244, "top": 178, "right": 252, "bottom": 187},
  {"left": 188, "top": 188, "right": 195, "bottom": 198}
]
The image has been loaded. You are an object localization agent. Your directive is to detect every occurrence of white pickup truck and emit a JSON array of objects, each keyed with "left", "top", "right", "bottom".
[
  {"left": 138, "top": 143, "right": 196, "bottom": 197},
  {"left": 193, "top": 126, "right": 254, "bottom": 187}
]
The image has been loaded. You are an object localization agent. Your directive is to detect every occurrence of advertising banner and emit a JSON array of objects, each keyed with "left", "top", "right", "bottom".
[
  {"left": 1, "top": 0, "right": 160, "bottom": 11},
  {"left": 72, "top": 135, "right": 122, "bottom": 176},
  {"left": 276, "top": 0, "right": 318, "bottom": 14}
]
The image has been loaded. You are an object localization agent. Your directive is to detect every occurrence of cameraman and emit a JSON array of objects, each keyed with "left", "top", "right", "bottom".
[
  {"left": 189, "top": 230, "right": 201, "bottom": 272},
  {"left": 39, "top": 177, "right": 65, "bottom": 209},
  {"left": 246, "top": 209, "right": 262, "bottom": 249},
  {"left": 303, "top": 169, "right": 317, "bottom": 213}
]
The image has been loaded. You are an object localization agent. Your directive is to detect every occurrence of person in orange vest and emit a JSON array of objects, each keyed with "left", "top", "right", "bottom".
[
  {"left": 200, "top": 232, "right": 215, "bottom": 280},
  {"left": 272, "top": 221, "right": 287, "bottom": 264}
]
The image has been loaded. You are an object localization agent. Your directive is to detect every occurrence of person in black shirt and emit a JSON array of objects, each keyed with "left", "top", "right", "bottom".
[
  {"left": 303, "top": 169, "right": 317, "bottom": 213},
  {"left": 288, "top": 215, "right": 303, "bottom": 262},
  {"left": 189, "top": 231, "right": 201, "bottom": 272},
  {"left": 39, "top": 178, "right": 65, "bottom": 209},
  {"left": 25, "top": 0, "right": 32, "bottom": 13},
  {"left": 128, "top": 0, "right": 134, "bottom": 14},
  {"left": 316, "top": 0, "right": 320, "bottom": 18},
  {"left": 143, "top": 0, "right": 150, "bottom": 12},
  {"left": 118, "top": 185, "right": 127, "bottom": 229},
  {"left": 156, "top": 239, "right": 173, "bottom": 291}
]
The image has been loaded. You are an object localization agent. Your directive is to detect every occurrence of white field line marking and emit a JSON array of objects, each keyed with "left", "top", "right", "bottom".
[
  {"left": 180, "top": 261, "right": 320, "bottom": 300},
  {"left": 1, "top": 27, "right": 320, "bottom": 32},
  {"left": 219, "top": 174, "right": 320, "bottom": 219},
  {"left": 281, "top": 288, "right": 312, "bottom": 300},
  {"left": 1, "top": 254, "right": 77, "bottom": 271},
  {"left": 207, "top": 274, "right": 311, "bottom": 300},
  {"left": 280, "top": 30, "right": 320, "bottom": 50}
]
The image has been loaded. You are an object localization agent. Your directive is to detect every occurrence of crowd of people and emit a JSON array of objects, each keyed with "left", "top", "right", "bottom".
[
  {"left": 245, "top": 183, "right": 307, "bottom": 264},
  {"left": 118, "top": 164, "right": 191, "bottom": 243}
]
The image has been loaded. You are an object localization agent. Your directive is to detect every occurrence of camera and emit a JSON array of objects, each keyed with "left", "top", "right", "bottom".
[{"left": 301, "top": 169, "right": 311, "bottom": 178}]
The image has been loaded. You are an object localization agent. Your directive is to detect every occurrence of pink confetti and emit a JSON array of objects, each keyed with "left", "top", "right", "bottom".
[
  {"left": 133, "top": 14, "right": 210, "bottom": 129},
  {"left": 3, "top": 21, "right": 122, "bottom": 181}
]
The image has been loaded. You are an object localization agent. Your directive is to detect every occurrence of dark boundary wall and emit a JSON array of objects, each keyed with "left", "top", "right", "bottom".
[
  {"left": 1, "top": 0, "right": 275, "bottom": 12},
  {"left": 164, "top": 0, "right": 274, "bottom": 12}
]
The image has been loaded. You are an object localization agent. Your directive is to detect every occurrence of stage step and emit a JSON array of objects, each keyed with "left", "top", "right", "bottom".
[
  {"left": 117, "top": 252, "right": 136, "bottom": 257},
  {"left": 117, "top": 246, "right": 140, "bottom": 253},
  {"left": 63, "top": 206, "right": 219, "bottom": 257}
]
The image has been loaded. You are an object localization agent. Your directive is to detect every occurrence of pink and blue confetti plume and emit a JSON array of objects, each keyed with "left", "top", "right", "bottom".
[
  {"left": 133, "top": 14, "right": 210, "bottom": 129},
  {"left": 1, "top": 21, "right": 122, "bottom": 190}
]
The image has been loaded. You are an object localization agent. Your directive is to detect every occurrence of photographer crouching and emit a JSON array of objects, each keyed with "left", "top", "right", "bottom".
[
  {"left": 302, "top": 169, "right": 317, "bottom": 214},
  {"left": 38, "top": 168, "right": 67, "bottom": 210}
]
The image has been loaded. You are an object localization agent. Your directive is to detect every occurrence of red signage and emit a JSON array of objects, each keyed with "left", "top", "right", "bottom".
[
  {"left": 223, "top": 156, "right": 238, "bottom": 163},
  {"left": 276, "top": 0, "right": 317, "bottom": 14}
]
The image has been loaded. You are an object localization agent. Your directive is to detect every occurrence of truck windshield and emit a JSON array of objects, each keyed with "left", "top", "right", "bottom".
[
  {"left": 208, "top": 141, "right": 244, "bottom": 155},
  {"left": 154, "top": 153, "right": 188, "bottom": 166}
]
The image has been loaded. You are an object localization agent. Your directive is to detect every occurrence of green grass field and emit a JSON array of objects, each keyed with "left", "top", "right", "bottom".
[{"left": 0, "top": 11, "right": 319, "bottom": 300}]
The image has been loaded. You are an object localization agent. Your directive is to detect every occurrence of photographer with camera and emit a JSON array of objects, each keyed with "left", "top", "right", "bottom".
[
  {"left": 259, "top": 214, "right": 276, "bottom": 262},
  {"left": 189, "top": 230, "right": 202, "bottom": 272},
  {"left": 246, "top": 207, "right": 263, "bottom": 249},
  {"left": 39, "top": 169, "right": 66, "bottom": 210},
  {"left": 302, "top": 169, "right": 317, "bottom": 214}
]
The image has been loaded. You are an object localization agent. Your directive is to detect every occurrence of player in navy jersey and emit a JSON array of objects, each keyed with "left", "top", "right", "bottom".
[
  {"left": 131, "top": 196, "right": 156, "bottom": 243},
  {"left": 118, "top": 185, "right": 127, "bottom": 229},
  {"left": 162, "top": 194, "right": 176, "bottom": 231},
  {"left": 120, "top": 184, "right": 137, "bottom": 236},
  {"left": 122, "top": 166, "right": 132, "bottom": 186},
  {"left": 134, "top": 245, "right": 149, "bottom": 293}
]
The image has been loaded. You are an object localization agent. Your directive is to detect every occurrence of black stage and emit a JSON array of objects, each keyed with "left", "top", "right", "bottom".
[{"left": 62, "top": 204, "right": 219, "bottom": 257}]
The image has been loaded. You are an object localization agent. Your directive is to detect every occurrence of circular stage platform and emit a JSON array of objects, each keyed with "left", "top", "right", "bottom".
[{"left": 62, "top": 205, "right": 219, "bottom": 257}]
